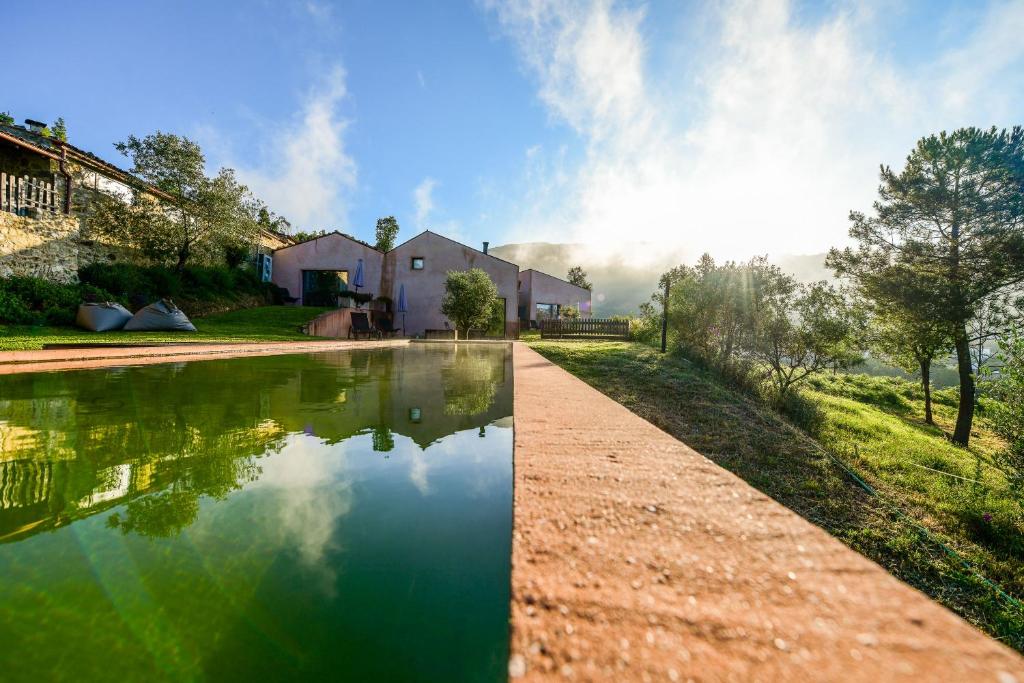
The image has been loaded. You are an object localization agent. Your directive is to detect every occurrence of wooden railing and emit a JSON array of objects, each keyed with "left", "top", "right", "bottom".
[
  {"left": 1, "top": 173, "right": 60, "bottom": 215},
  {"left": 540, "top": 318, "right": 629, "bottom": 340}
]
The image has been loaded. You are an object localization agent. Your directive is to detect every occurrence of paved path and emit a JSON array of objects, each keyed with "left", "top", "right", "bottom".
[
  {"left": 510, "top": 343, "right": 1023, "bottom": 681},
  {"left": 0, "top": 339, "right": 409, "bottom": 374}
]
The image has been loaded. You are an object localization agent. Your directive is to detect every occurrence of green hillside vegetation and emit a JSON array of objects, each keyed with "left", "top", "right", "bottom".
[{"left": 526, "top": 339, "right": 1024, "bottom": 651}]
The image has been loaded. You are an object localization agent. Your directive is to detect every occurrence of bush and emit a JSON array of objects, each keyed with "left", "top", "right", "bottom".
[
  {"left": 79, "top": 263, "right": 268, "bottom": 304},
  {"left": 0, "top": 276, "right": 116, "bottom": 326},
  {"left": 0, "top": 264, "right": 271, "bottom": 328}
]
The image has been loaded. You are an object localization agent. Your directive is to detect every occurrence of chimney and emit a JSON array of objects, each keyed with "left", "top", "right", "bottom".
[
  {"left": 24, "top": 119, "right": 47, "bottom": 134},
  {"left": 482, "top": 241, "right": 489, "bottom": 254}
]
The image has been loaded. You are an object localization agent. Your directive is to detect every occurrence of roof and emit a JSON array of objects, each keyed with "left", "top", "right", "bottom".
[
  {"left": 272, "top": 230, "right": 382, "bottom": 254},
  {"left": 275, "top": 229, "right": 519, "bottom": 269},
  {"left": 519, "top": 268, "right": 592, "bottom": 291},
  {"left": 391, "top": 230, "right": 519, "bottom": 268},
  {"left": 0, "top": 121, "right": 168, "bottom": 200}
]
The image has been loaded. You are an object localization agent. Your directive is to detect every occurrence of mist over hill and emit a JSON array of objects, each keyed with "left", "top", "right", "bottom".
[{"left": 490, "top": 243, "right": 833, "bottom": 316}]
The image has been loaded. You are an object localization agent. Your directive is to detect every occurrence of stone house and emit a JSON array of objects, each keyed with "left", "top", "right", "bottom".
[{"left": 0, "top": 118, "right": 289, "bottom": 282}]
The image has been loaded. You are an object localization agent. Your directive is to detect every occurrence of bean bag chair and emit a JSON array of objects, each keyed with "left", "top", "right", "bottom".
[
  {"left": 76, "top": 302, "right": 133, "bottom": 332},
  {"left": 123, "top": 299, "right": 197, "bottom": 332}
]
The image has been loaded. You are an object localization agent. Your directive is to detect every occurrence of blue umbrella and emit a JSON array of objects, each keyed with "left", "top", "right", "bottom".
[
  {"left": 397, "top": 283, "right": 407, "bottom": 335},
  {"left": 353, "top": 258, "right": 365, "bottom": 292}
]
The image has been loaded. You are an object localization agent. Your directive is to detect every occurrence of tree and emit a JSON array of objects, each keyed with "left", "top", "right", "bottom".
[
  {"left": 375, "top": 216, "right": 400, "bottom": 252},
  {"left": 52, "top": 117, "right": 67, "bottom": 142},
  {"left": 982, "top": 330, "right": 1024, "bottom": 494},
  {"left": 567, "top": 265, "right": 592, "bottom": 290},
  {"left": 440, "top": 268, "right": 498, "bottom": 339},
  {"left": 751, "top": 281, "right": 862, "bottom": 398},
  {"left": 667, "top": 254, "right": 794, "bottom": 371},
  {"left": 292, "top": 229, "right": 329, "bottom": 243},
  {"left": 869, "top": 305, "right": 951, "bottom": 424},
  {"left": 828, "top": 127, "right": 1024, "bottom": 446},
  {"left": 257, "top": 206, "right": 291, "bottom": 234},
  {"left": 561, "top": 304, "right": 580, "bottom": 319},
  {"left": 90, "top": 132, "right": 262, "bottom": 271},
  {"left": 0, "top": 111, "right": 13, "bottom": 126}
]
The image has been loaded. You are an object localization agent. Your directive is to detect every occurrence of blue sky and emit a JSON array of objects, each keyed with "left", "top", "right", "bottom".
[{"left": 8, "top": 1, "right": 1024, "bottom": 262}]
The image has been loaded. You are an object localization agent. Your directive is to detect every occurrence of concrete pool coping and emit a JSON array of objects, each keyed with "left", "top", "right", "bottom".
[
  {"left": 509, "top": 343, "right": 1022, "bottom": 681},
  {"left": 0, "top": 339, "right": 410, "bottom": 374}
]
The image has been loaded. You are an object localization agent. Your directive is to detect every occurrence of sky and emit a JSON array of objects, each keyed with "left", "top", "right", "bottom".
[{"left": 8, "top": 0, "right": 1024, "bottom": 264}]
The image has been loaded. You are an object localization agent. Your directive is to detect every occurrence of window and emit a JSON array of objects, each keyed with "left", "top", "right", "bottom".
[
  {"left": 536, "top": 303, "right": 560, "bottom": 321},
  {"left": 302, "top": 270, "right": 348, "bottom": 307},
  {"left": 411, "top": 257, "right": 424, "bottom": 270}
]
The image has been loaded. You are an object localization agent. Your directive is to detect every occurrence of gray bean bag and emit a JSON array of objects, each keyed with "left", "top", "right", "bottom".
[
  {"left": 123, "top": 299, "right": 197, "bottom": 332},
  {"left": 76, "top": 302, "right": 133, "bottom": 332}
]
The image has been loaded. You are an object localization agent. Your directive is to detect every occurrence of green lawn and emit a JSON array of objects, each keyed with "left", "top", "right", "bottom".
[
  {"left": 0, "top": 306, "right": 334, "bottom": 350},
  {"left": 526, "top": 339, "right": 1024, "bottom": 650}
]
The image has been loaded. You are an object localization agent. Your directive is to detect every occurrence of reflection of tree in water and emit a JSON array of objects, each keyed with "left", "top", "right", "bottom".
[
  {"left": 107, "top": 445, "right": 265, "bottom": 538},
  {"left": 372, "top": 426, "right": 394, "bottom": 453},
  {"left": 108, "top": 489, "right": 199, "bottom": 538},
  {"left": 0, "top": 355, "right": 340, "bottom": 542},
  {"left": 441, "top": 346, "right": 503, "bottom": 416}
]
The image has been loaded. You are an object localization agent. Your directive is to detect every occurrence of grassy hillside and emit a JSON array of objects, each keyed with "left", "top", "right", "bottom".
[
  {"left": 526, "top": 339, "right": 1024, "bottom": 650},
  {"left": 0, "top": 306, "right": 334, "bottom": 350}
]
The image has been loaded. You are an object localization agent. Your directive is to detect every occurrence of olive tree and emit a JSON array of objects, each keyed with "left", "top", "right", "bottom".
[
  {"left": 90, "top": 132, "right": 261, "bottom": 270},
  {"left": 751, "top": 281, "right": 863, "bottom": 398},
  {"left": 440, "top": 268, "right": 499, "bottom": 339}
]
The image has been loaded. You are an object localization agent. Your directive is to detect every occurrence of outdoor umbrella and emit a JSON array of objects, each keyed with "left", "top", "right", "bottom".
[
  {"left": 353, "top": 258, "right": 365, "bottom": 292},
  {"left": 397, "top": 283, "right": 407, "bottom": 335}
]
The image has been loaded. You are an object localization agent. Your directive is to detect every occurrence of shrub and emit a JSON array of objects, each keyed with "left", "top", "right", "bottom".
[
  {"left": 0, "top": 276, "right": 116, "bottom": 326},
  {"left": 79, "top": 263, "right": 267, "bottom": 304},
  {"left": 224, "top": 243, "right": 250, "bottom": 268}
]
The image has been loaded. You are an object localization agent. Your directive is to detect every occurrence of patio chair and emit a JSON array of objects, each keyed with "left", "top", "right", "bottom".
[
  {"left": 348, "top": 312, "right": 379, "bottom": 340},
  {"left": 376, "top": 316, "right": 400, "bottom": 338}
]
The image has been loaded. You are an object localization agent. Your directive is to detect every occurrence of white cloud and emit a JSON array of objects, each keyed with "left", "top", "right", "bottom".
[
  {"left": 484, "top": 0, "right": 1024, "bottom": 263},
  {"left": 304, "top": 1, "right": 333, "bottom": 21},
  {"left": 413, "top": 177, "right": 437, "bottom": 227},
  {"left": 229, "top": 66, "right": 356, "bottom": 229}
]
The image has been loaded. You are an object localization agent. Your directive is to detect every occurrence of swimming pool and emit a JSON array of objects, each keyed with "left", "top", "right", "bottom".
[{"left": 0, "top": 344, "right": 513, "bottom": 681}]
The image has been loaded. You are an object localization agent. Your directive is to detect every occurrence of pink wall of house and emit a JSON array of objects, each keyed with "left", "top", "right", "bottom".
[
  {"left": 271, "top": 233, "right": 384, "bottom": 304},
  {"left": 271, "top": 230, "right": 520, "bottom": 337},
  {"left": 387, "top": 232, "right": 519, "bottom": 337},
  {"left": 517, "top": 269, "right": 592, "bottom": 324}
]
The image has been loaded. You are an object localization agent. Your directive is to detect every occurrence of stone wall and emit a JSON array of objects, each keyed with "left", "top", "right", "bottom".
[
  {"left": 0, "top": 211, "right": 140, "bottom": 283},
  {"left": 0, "top": 211, "right": 81, "bottom": 282}
]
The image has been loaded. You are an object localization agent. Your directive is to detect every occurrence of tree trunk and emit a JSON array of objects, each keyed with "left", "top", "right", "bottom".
[
  {"left": 952, "top": 324, "right": 974, "bottom": 446},
  {"left": 176, "top": 245, "right": 189, "bottom": 273},
  {"left": 920, "top": 357, "right": 933, "bottom": 425}
]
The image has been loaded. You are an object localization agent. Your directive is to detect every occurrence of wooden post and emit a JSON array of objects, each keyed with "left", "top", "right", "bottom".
[{"left": 660, "top": 277, "right": 670, "bottom": 353}]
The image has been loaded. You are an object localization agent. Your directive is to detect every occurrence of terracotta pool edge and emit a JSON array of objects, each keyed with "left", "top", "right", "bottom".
[
  {"left": 0, "top": 339, "right": 411, "bottom": 374},
  {"left": 509, "top": 342, "right": 1023, "bottom": 681}
]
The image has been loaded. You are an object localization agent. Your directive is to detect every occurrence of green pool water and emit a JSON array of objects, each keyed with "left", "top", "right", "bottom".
[{"left": 0, "top": 344, "right": 514, "bottom": 682}]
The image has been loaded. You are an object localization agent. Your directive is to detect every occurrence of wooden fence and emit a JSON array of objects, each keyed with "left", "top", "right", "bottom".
[
  {"left": 540, "top": 318, "right": 629, "bottom": 340},
  {"left": 1, "top": 173, "right": 60, "bottom": 215}
]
